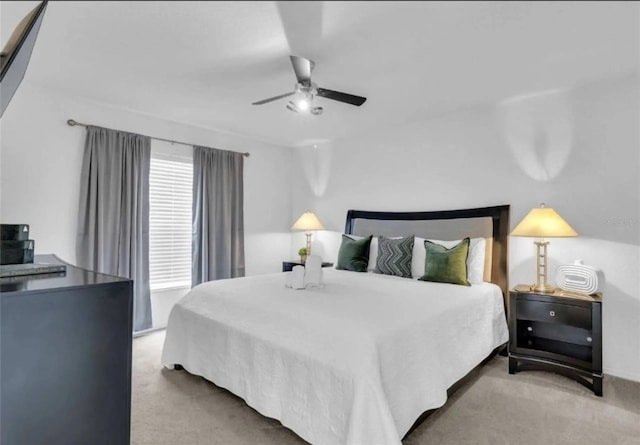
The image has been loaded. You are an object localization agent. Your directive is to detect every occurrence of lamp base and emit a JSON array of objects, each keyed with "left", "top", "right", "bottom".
[
  {"left": 305, "top": 232, "right": 312, "bottom": 257},
  {"left": 530, "top": 283, "right": 556, "bottom": 293}
]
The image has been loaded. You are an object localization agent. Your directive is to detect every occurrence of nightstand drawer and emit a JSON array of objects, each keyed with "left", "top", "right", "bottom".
[{"left": 516, "top": 300, "right": 591, "bottom": 330}]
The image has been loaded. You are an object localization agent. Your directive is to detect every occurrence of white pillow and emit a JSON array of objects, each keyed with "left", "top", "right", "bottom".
[
  {"left": 412, "top": 237, "right": 487, "bottom": 284},
  {"left": 368, "top": 236, "right": 378, "bottom": 271}
]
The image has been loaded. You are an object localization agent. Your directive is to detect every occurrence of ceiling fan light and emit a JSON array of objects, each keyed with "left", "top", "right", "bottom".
[{"left": 298, "top": 99, "right": 310, "bottom": 111}]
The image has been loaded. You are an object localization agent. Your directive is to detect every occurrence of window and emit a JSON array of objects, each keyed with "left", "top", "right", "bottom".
[{"left": 149, "top": 153, "right": 193, "bottom": 290}]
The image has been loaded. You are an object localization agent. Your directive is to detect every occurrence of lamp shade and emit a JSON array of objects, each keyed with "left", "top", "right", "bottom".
[
  {"left": 291, "top": 211, "right": 325, "bottom": 231},
  {"left": 511, "top": 205, "right": 577, "bottom": 238}
]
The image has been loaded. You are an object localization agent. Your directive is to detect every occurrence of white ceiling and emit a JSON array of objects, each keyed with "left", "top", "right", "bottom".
[{"left": 2, "top": 1, "right": 638, "bottom": 147}]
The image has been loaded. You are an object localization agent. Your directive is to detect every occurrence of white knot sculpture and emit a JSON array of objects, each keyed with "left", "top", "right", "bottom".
[{"left": 555, "top": 260, "right": 602, "bottom": 295}]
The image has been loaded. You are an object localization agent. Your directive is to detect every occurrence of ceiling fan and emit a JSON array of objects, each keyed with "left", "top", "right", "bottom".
[{"left": 252, "top": 55, "right": 367, "bottom": 115}]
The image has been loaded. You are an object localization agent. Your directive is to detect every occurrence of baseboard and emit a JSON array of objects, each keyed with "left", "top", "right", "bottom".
[
  {"left": 604, "top": 367, "right": 640, "bottom": 383},
  {"left": 133, "top": 326, "right": 166, "bottom": 338}
]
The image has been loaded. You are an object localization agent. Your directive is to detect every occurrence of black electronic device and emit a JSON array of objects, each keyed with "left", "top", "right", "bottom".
[
  {"left": 1, "top": 224, "right": 30, "bottom": 241},
  {"left": 0, "top": 1, "right": 48, "bottom": 117},
  {"left": 1, "top": 240, "right": 35, "bottom": 265},
  {"left": 0, "top": 263, "right": 66, "bottom": 278}
]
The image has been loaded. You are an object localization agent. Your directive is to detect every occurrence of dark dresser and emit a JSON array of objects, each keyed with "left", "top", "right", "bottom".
[
  {"left": 1, "top": 256, "right": 133, "bottom": 444},
  {"left": 508, "top": 284, "right": 603, "bottom": 396}
]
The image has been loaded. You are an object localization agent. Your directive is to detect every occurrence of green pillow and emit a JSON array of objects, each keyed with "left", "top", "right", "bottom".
[
  {"left": 336, "top": 235, "right": 372, "bottom": 272},
  {"left": 419, "top": 238, "right": 471, "bottom": 286}
]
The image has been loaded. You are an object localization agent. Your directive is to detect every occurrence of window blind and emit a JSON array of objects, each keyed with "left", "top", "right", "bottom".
[{"left": 149, "top": 154, "right": 193, "bottom": 290}]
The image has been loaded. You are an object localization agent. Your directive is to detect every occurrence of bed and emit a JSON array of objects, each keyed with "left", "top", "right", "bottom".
[{"left": 161, "top": 205, "right": 510, "bottom": 445}]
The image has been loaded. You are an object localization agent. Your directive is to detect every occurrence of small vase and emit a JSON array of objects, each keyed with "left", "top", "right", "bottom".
[{"left": 300, "top": 255, "right": 307, "bottom": 263}]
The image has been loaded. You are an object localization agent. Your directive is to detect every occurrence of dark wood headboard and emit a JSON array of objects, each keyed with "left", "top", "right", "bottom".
[{"left": 344, "top": 205, "right": 510, "bottom": 305}]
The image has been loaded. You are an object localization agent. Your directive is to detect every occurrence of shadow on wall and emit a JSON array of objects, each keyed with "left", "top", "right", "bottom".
[
  {"left": 499, "top": 76, "right": 640, "bottom": 246},
  {"left": 297, "top": 140, "right": 333, "bottom": 197},
  {"left": 499, "top": 87, "right": 574, "bottom": 182}
]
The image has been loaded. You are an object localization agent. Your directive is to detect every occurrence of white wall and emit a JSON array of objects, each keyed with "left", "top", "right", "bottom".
[
  {"left": 291, "top": 74, "right": 640, "bottom": 382},
  {"left": 2, "top": 74, "right": 637, "bottom": 381},
  {"left": 0, "top": 83, "right": 292, "bottom": 276}
]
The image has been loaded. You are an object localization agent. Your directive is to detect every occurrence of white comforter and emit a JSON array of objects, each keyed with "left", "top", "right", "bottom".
[{"left": 161, "top": 269, "right": 508, "bottom": 445}]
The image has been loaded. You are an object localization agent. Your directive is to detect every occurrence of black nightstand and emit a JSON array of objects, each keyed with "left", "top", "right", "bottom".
[
  {"left": 282, "top": 261, "right": 334, "bottom": 272},
  {"left": 508, "top": 284, "right": 603, "bottom": 396}
]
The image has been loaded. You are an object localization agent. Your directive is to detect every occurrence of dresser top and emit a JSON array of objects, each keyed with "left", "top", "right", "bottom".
[{"left": 1, "top": 255, "right": 130, "bottom": 295}]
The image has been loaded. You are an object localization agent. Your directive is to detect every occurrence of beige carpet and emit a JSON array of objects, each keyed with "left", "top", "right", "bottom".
[{"left": 132, "top": 331, "right": 640, "bottom": 445}]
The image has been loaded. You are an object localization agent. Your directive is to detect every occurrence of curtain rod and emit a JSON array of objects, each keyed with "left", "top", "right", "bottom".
[{"left": 66, "top": 119, "right": 250, "bottom": 157}]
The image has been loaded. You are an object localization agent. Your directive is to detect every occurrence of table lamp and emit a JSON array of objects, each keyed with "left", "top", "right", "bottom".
[
  {"left": 291, "top": 211, "right": 325, "bottom": 257},
  {"left": 511, "top": 203, "right": 577, "bottom": 293}
]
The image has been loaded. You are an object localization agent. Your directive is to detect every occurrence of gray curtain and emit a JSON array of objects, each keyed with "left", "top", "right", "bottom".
[
  {"left": 77, "top": 125, "right": 152, "bottom": 332},
  {"left": 192, "top": 145, "right": 245, "bottom": 286}
]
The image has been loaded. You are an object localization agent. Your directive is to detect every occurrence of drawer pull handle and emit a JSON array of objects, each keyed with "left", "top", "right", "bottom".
[
  {"left": 587, "top": 337, "right": 592, "bottom": 343},
  {"left": 527, "top": 327, "right": 533, "bottom": 332},
  {"left": 549, "top": 311, "right": 555, "bottom": 317}
]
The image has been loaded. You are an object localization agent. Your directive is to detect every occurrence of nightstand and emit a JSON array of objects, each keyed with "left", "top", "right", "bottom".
[
  {"left": 282, "top": 261, "right": 333, "bottom": 272},
  {"left": 508, "top": 284, "right": 603, "bottom": 396}
]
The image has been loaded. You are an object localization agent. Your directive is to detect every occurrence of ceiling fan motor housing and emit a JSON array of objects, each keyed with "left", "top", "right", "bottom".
[{"left": 295, "top": 82, "right": 318, "bottom": 95}]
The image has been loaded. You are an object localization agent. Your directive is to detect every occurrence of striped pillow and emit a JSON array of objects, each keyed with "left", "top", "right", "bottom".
[{"left": 375, "top": 235, "right": 414, "bottom": 278}]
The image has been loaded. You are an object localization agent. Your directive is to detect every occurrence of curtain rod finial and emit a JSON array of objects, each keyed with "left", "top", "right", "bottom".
[{"left": 67, "top": 119, "right": 77, "bottom": 127}]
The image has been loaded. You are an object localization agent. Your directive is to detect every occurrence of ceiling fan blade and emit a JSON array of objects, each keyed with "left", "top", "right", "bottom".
[
  {"left": 290, "top": 55, "right": 314, "bottom": 85},
  {"left": 252, "top": 91, "right": 295, "bottom": 105},
  {"left": 316, "top": 88, "right": 367, "bottom": 106}
]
